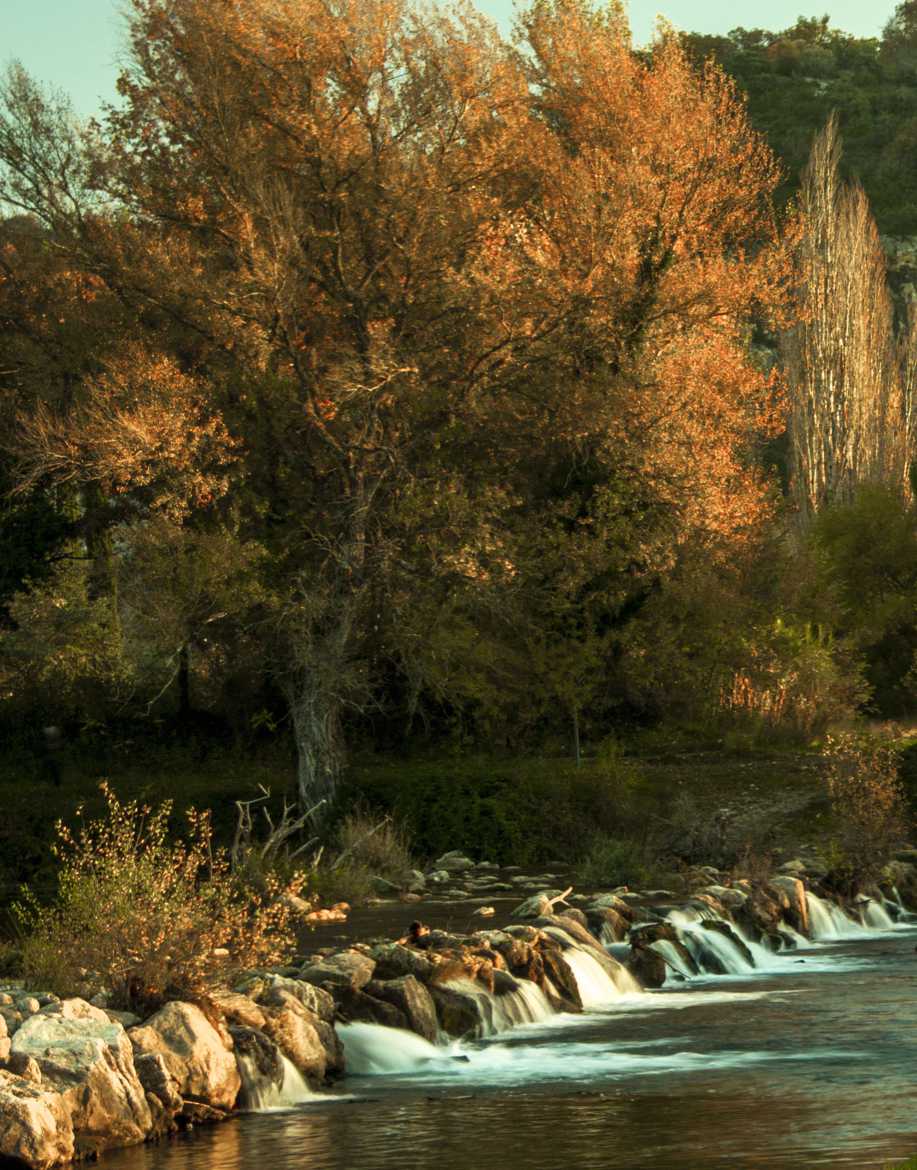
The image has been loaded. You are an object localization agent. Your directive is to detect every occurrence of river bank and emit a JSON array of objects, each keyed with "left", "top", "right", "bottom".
[{"left": 1, "top": 848, "right": 915, "bottom": 1169}]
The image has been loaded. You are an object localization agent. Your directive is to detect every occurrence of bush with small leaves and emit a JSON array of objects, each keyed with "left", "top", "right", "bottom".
[
  {"left": 822, "top": 732, "right": 909, "bottom": 893},
  {"left": 15, "top": 783, "right": 304, "bottom": 1013}
]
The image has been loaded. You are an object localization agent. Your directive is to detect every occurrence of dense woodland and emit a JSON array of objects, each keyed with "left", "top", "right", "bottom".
[{"left": 0, "top": 0, "right": 916, "bottom": 883}]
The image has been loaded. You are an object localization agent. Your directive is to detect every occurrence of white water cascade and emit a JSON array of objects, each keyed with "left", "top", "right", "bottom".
[
  {"left": 237, "top": 1052, "right": 319, "bottom": 1111},
  {"left": 805, "top": 892, "right": 862, "bottom": 939},
  {"left": 445, "top": 975, "right": 557, "bottom": 1035},
  {"left": 860, "top": 899, "right": 894, "bottom": 930},
  {"left": 650, "top": 938, "right": 695, "bottom": 981},
  {"left": 563, "top": 945, "right": 641, "bottom": 1007},
  {"left": 338, "top": 1022, "right": 448, "bottom": 1075},
  {"left": 665, "top": 909, "right": 758, "bottom": 976}
]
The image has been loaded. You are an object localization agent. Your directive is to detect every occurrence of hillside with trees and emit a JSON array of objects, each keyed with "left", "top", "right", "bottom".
[{"left": 682, "top": 3, "right": 917, "bottom": 236}]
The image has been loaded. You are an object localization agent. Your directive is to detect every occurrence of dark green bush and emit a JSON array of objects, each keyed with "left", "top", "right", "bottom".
[{"left": 342, "top": 754, "right": 649, "bottom": 866}]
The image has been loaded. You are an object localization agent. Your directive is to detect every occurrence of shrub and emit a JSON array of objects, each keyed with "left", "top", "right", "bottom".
[
  {"left": 574, "top": 835, "right": 655, "bottom": 889},
  {"left": 335, "top": 810, "right": 414, "bottom": 880},
  {"left": 15, "top": 784, "right": 304, "bottom": 1013},
  {"left": 822, "top": 732, "right": 909, "bottom": 893}
]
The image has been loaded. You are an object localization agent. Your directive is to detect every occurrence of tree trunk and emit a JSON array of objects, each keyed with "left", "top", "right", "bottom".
[
  {"left": 572, "top": 707, "right": 581, "bottom": 768},
  {"left": 286, "top": 677, "right": 343, "bottom": 814}
]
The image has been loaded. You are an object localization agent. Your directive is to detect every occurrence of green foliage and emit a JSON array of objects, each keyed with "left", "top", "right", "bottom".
[
  {"left": 810, "top": 488, "right": 917, "bottom": 716},
  {"left": 15, "top": 784, "right": 303, "bottom": 1013},
  {"left": 681, "top": 10, "right": 917, "bottom": 234},
  {"left": 344, "top": 753, "right": 650, "bottom": 867},
  {"left": 574, "top": 835, "right": 654, "bottom": 889},
  {"left": 821, "top": 731, "right": 909, "bottom": 893}
]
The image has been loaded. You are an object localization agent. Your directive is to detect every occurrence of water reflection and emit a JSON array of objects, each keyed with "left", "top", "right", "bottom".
[{"left": 104, "top": 930, "right": 917, "bottom": 1170}]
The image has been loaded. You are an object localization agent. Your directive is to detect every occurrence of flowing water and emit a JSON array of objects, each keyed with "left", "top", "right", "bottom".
[{"left": 105, "top": 905, "right": 917, "bottom": 1170}]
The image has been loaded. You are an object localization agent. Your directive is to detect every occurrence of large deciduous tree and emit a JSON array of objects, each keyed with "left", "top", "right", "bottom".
[{"left": 0, "top": 0, "right": 794, "bottom": 802}]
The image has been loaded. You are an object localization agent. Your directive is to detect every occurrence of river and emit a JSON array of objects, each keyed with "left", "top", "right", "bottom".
[{"left": 102, "top": 912, "right": 917, "bottom": 1170}]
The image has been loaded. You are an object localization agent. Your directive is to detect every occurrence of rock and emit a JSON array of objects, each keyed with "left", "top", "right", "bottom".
[
  {"left": 703, "top": 884, "right": 748, "bottom": 911},
  {"left": 433, "top": 852, "right": 475, "bottom": 874},
  {"left": 534, "top": 914, "right": 605, "bottom": 954},
  {"left": 0, "top": 1071, "right": 75, "bottom": 1170},
  {"left": 129, "top": 1002, "right": 240, "bottom": 1112},
  {"left": 15, "top": 999, "right": 40, "bottom": 1017},
  {"left": 585, "top": 907, "right": 628, "bottom": 943},
  {"left": 701, "top": 920, "right": 754, "bottom": 966},
  {"left": 242, "top": 975, "right": 335, "bottom": 1024},
  {"left": 538, "top": 944, "right": 582, "bottom": 1012},
  {"left": 407, "top": 870, "right": 427, "bottom": 893},
  {"left": 369, "top": 876, "right": 402, "bottom": 897},
  {"left": 778, "top": 858, "right": 807, "bottom": 876},
  {"left": 472, "top": 906, "right": 495, "bottom": 918},
  {"left": 260, "top": 1000, "right": 327, "bottom": 1082},
  {"left": 7, "top": 1054, "right": 42, "bottom": 1084},
  {"left": 628, "top": 945, "right": 668, "bottom": 988},
  {"left": 588, "top": 893, "right": 635, "bottom": 920},
  {"left": 38, "top": 999, "right": 111, "bottom": 1025},
  {"left": 333, "top": 987, "right": 406, "bottom": 1030},
  {"left": 511, "top": 890, "right": 564, "bottom": 919},
  {"left": 365, "top": 977, "right": 438, "bottom": 1043},
  {"left": 768, "top": 876, "right": 810, "bottom": 935},
  {"left": 11, "top": 1011, "right": 152, "bottom": 1158},
  {"left": 299, "top": 951, "right": 376, "bottom": 992},
  {"left": 208, "top": 992, "right": 267, "bottom": 1032},
  {"left": 369, "top": 943, "right": 436, "bottom": 983},
  {"left": 104, "top": 1011, "right": 141, "bottom": 1029},
  {"left": 133, "top": 1052, "right": 182, "bottom": 1132},
  {"left": 427, "top": 985, "right": 483, "bottom": 1038},
  {"left": 425, "top": 870, "right": 451, "bottom": 885}
]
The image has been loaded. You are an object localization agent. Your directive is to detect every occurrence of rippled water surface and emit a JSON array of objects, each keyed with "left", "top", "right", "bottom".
[{"left": 105, "top": 926, "right": 917, "bottom": 1170}]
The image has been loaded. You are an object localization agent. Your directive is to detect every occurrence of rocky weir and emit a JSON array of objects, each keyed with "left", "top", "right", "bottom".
[{"left": 1, "top": 850, "right": 915, "bottom": 1170}]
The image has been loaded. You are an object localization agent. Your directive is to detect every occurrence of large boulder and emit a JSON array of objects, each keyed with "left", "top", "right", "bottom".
[
  {"left": 0, "top": 1072, "right": 75, "bottom": 1170},
  {"left": 260, "top": 997, "right": 327, "bottom": 1082},
  {"left": 299, "top": 951, "right": 376, "bottom": 992},
  {"left": 365, "top": 977, "right": 438, "bottom": 1043},
  {"left": 627, "top": 945, "right": 668, "bottom": 988},
  {"left": 10, "top": 1011, "right": 152, "bottom": 1159},
  {"left": 369, "top": 943, "right": 436, "bottom": 983},
  {"left": 427, "top": 984, "right": 484, "bottom": 1038},
  {"left": 768, "top": 876, "right": 810, "bottom": 935},
  {"left": 129, "top": 1002, "right": 240, "bottom": 1112}
]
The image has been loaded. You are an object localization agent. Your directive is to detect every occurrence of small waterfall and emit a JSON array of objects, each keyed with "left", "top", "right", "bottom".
[
  {"left": 237, "top": 1052, "right": 318, "bottom": 1111},
  {"left": 861, "top": 899, "right": 894, "bottom": 930},
  {"left": 338, "top": 1022, "right": 446, "bottom": 1075},
  {"left": 805, "top": 892, "right": 862, "bottom": 939},
  {"left": 563, "top": 946, "right": 639, "bottom": 1006},
  {"left": 496, "top": 979, "right": 556, "bottom": 1027},
  {"left": 777, "top": 923, "right": 807, "bottom": 950},
  {"left": 666, "top": 909, "right": 756, "bottom": 975},
  {"left": 651, "top": 938, "right": 694, "bottom": 981}
]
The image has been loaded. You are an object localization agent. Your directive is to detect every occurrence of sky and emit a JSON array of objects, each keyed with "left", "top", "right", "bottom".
[{"left": 0, "top": 0, "right": 903, "bottom": 117}]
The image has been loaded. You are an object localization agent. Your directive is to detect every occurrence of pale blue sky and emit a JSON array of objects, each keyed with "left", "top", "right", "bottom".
[{"left": 1, "top": 0, "right": 902, "bottom": 117}]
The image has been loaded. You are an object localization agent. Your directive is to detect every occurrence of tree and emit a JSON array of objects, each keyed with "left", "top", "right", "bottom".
[
  {"left": 0, "top": 0, "right": 794, "bottom": 801},
  {"left": 781, "top": 115, "right": 911, "bottom": 524}
]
